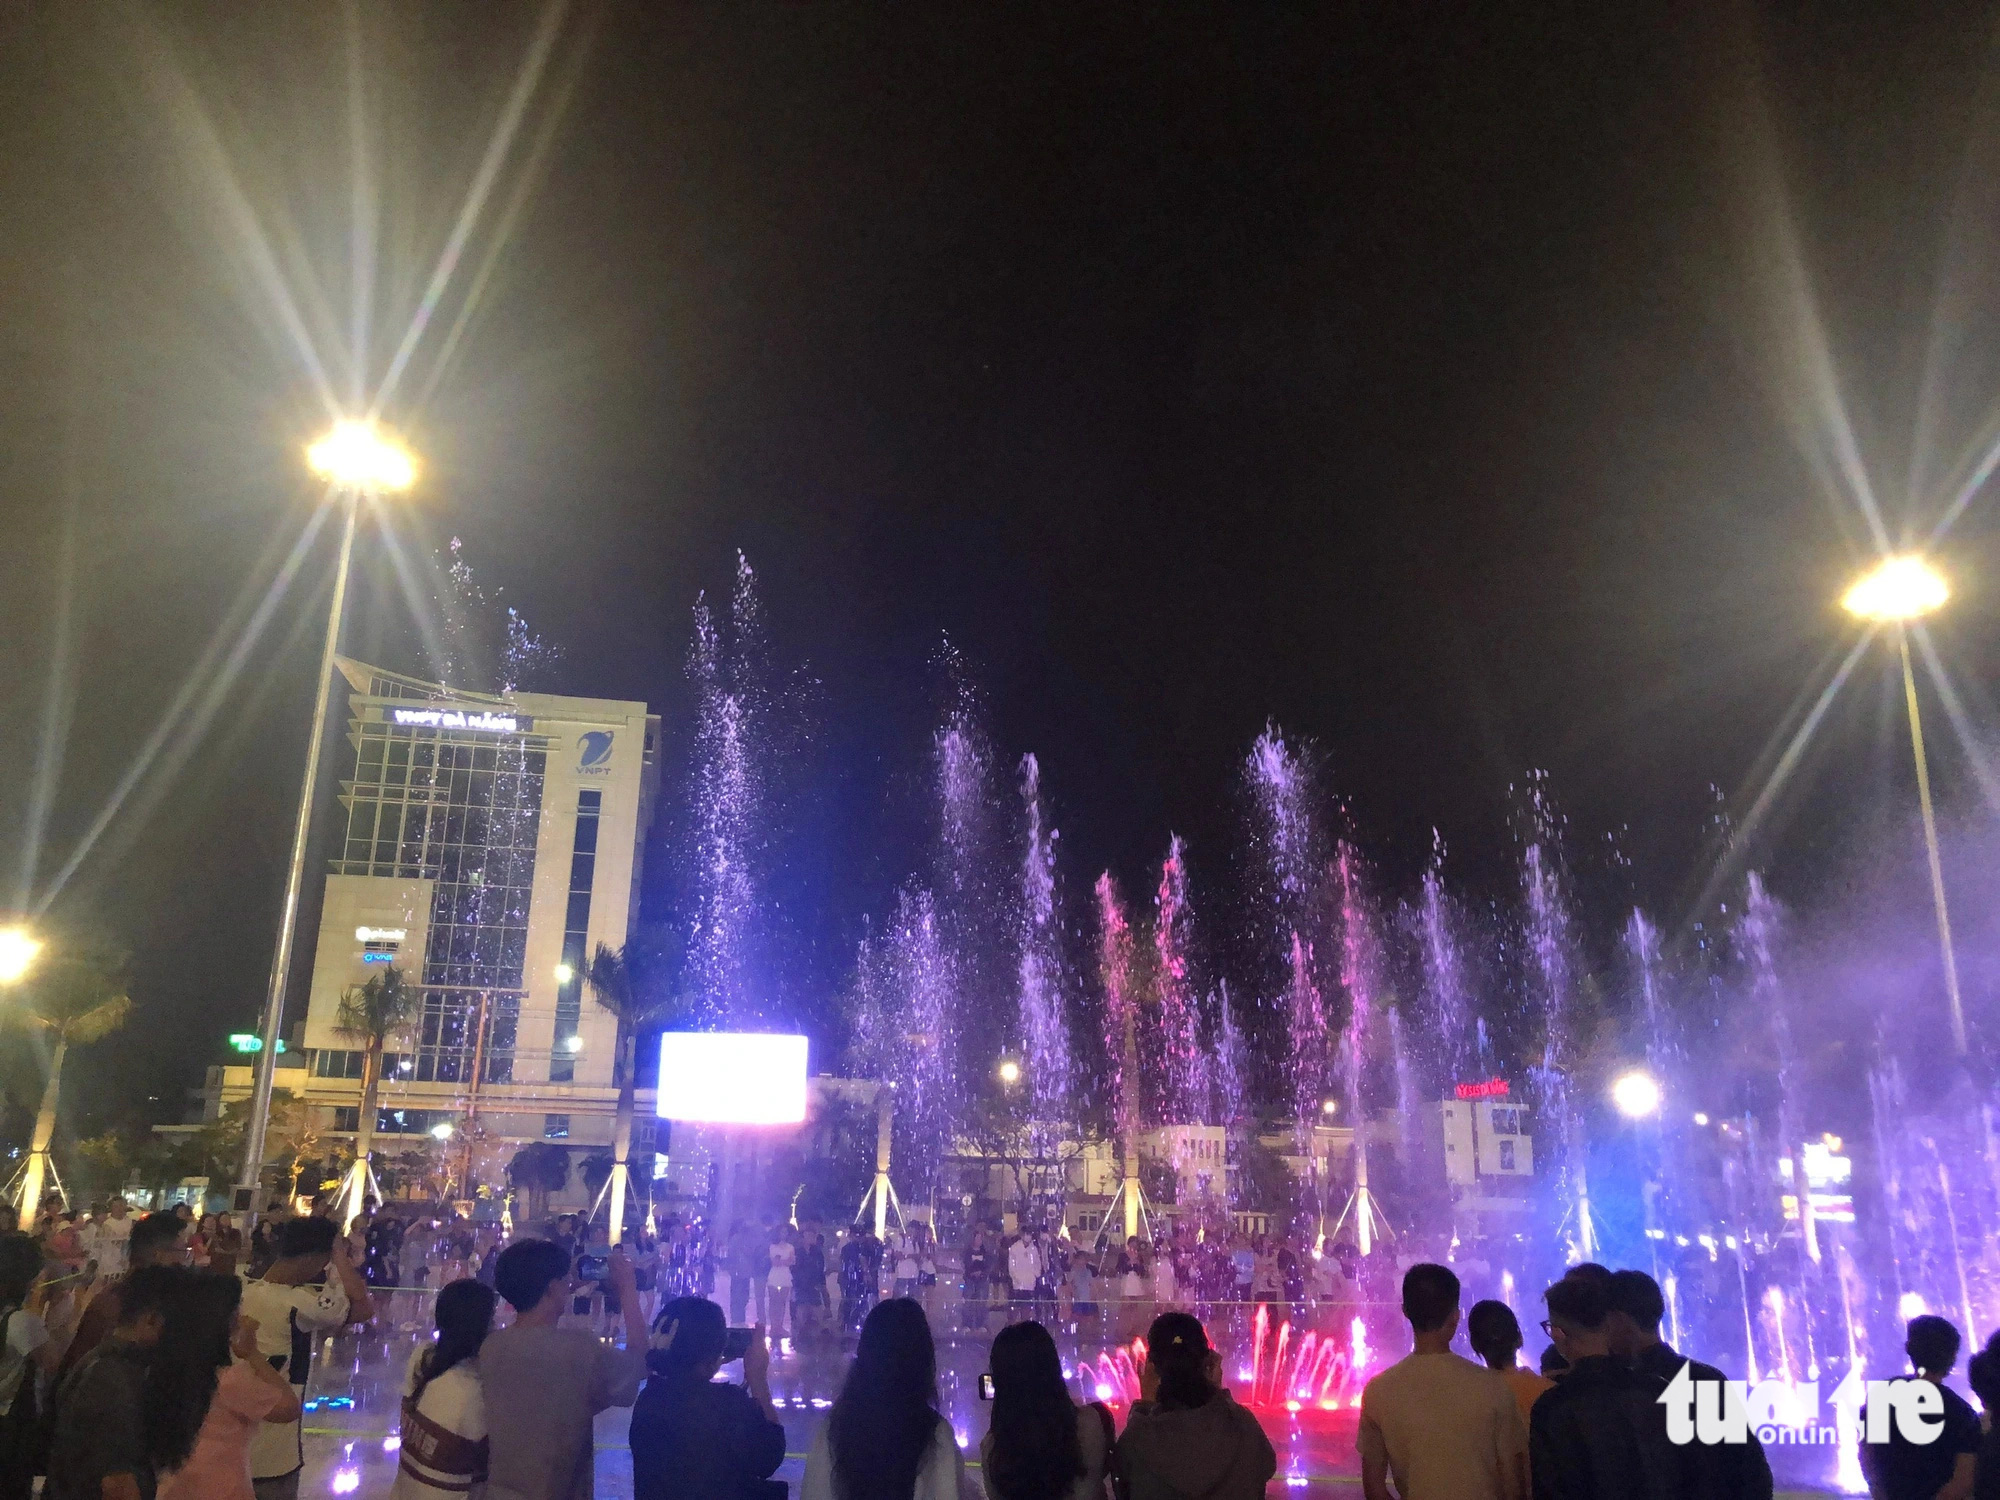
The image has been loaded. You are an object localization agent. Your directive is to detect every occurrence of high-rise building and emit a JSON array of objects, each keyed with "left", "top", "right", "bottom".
[{"left": 206, "top": 657, "right": 658, "bottom": 1205}]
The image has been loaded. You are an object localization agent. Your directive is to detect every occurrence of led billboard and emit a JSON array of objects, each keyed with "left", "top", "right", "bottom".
[{"left": 655, "top": 1032, "right": 809, "bottom": 1125}]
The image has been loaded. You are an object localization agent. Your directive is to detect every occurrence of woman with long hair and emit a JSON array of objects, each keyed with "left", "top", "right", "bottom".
[
  {"left": 391, "top": 1277, "right": 497, "bottom": 1499},
  {"left": 156, "top": 1270, "right": 302, "bottom": 1500},
  {"left": 804, "top": 1297, "right": 968, "bottom": 1500},
  {"left": 1113, "top": 1312, "right": 1273, "bottom": 1500},
  {"left": 981, "top": 1321, "right": 1112, "bottom": 1500}
]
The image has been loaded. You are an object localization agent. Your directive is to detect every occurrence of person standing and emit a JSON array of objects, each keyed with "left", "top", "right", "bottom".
[
  {"left": 766, "top": 1227, "right": 796, "bottom": 1349},
  {"left": 243, "top": 1216, "right": 373, "bottom": 1500},
  {"left": 392, "top": 1279, "right": 497, "bottom": 1500},
  {"left": 1528, "top": 1276, "right": 1685, "bottom": 1500},
  {"left": 1357, "top": 1265, "right": 1526, "bottom": 1500},
  {"left": 157, "top": 1273, "right": 304, "bottom": 1500},
  {"left": 45, "top": 1265, "right": 181, "bottom": 1500},
  {"left": 0, "top": 1234, "right": 62, "bottom": 1500},
  {"left": 804, "top": 1298, "right": 969, "bottom": 1500},
  {"left": 58, "top": 1212, "right": 191, "bottom": 1385},
  {"left": 629, "top": 1297, "right": 785, "bottom": 1500},
  {"left": 83, "top": 1197, "right": 134, "bottom": 1279},
  {"left": 1466, "top": 1300, "right": 1555, "bottom": 1433},
  {"left": 1605, "top": 1270, "right": 1771, "bottom": 1500},
  {"left": 480, "top": 1240, "right": 646, "bottom": 1500},
  {"left": 1008, "top": 1232, "right": 1042, "bottom": 1310},
  {"left": 1860, "top": 1315, "right": 1981, "bottom": 1500},
  {"left": 1115, "top": 1312, "right": 1275, "bottom": 1500},
  {"left": 794, "top": 1230, "right": 828, "bottom": 1346},
  {"left": 981, "top": 1321, "right": 1113, "bottom": 1500}
]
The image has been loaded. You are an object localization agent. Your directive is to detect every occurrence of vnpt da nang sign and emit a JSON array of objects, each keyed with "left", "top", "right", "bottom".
[{"left": 390, "top": 707, "right": 526, "bottom": 733}]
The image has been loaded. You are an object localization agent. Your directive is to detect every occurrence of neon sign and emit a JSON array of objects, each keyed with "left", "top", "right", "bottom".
[
  {"left": 355, "top": 928, "right": 406, "bottom": 943},
  {"left": 390, "top": 708, "right": 521, "bottom": 733},
  {"left": 1455, "top": 1078, "right": 1510, "bottom": 1100}
]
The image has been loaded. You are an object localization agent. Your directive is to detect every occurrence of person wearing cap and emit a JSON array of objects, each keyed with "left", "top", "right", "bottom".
[
  {"left": 1114, "top": 1312, "right": 1275, "bottom": 1500},
  {"left": 628, "top": 1296, "right": 784, "bottom": 1500}
]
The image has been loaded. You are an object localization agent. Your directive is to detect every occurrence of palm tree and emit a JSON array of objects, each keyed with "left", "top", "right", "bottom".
[
  {"left": 9, "top": 947, "right": 131, "bottom": 1217},
  {"left": 583, "top": 931, "right": 681, "bottom": 1244},
  {"left": 506, "top": 1141, "right": 572, "bottom": 1228},
  {"left": 331, "top": 964, "right": 420, "bottom": 1227}
]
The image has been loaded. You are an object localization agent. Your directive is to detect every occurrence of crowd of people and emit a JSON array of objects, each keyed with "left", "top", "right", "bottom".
[{"left": 7, "top": 1188, "right": 2000, "bottom": 1500}]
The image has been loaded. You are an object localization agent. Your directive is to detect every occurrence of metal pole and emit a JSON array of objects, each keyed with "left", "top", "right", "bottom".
[
  {"left": 1899, "top": 629, "right": 1968, "bottom": 1056},
  {"left": 238, "top": 491, "right": 360, "bottom": 1203}
]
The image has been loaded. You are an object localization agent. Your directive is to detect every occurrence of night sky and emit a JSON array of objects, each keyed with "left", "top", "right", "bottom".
[{"left": 6, "top": 1, "right": 2000, "bottom": 1134}]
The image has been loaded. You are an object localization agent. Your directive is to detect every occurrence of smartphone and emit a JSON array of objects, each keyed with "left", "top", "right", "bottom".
[
  {"left": 723, "top": 1327, "right": 755, "bottom": 1363},
  {"left": 574, "top": 1253, "right": 609, "bottom": 1283},
  {"left": 978, "top": 1373, "right": 996, "bottom": 1401}
]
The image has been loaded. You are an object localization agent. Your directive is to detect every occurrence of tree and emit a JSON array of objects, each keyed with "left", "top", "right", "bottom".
[
  {"left": 332, "top": 965, "right": 420, "bottom": 1226},
  {"left": 7, "top": 946, "right": 131, "bottom": 1215},
  {"left": 583, "top": 930, "right": 683, "bottom": 1243},
  {"left": 506, "top": 1142, "right": 571, "bottom": 1227}
]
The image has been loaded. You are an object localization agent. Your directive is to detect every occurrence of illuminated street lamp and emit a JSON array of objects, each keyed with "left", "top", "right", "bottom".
[
  {"left": 1841, "top": 555, "right": 1967, "bottom": 1055},
  {"left": 0, "top": 927, "right": 41, "bottom": 986},
  {"left": 237, "top": 421, "right": 418, "bottom": 1211},
  {"left": 1611, "top": 1070, "right": 1662, "bottom": 1120},
  {"left": 998, "top": 1059, "right": 1022, "bottom": 1086}
]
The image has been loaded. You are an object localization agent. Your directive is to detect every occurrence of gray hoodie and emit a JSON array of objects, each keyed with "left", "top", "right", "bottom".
[{"left": 1114, "top": 1392, "right": 1278, "bottom": 1500}]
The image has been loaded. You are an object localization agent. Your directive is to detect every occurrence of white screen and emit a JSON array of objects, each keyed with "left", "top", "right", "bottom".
[{"left": 655, "top": 1032, "right": 809, "bottom": 1124}]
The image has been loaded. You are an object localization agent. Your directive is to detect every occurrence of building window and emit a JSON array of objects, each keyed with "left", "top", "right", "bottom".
[
  {"left": 1490, "top": 1106, "right": 1520, "bottom": 1136},
  {"left": 1498, "top": 1139, "right": 1517, "bottom": 1172},
  {"left": 332, "top": 1107, "right": 359, "bottom": 1132},
  {"left": 551, "top": 790, "right": 600, "bottom": 1082},
  {"left": 544, "top": 1115, "right": 571, "bottom": 1140}
]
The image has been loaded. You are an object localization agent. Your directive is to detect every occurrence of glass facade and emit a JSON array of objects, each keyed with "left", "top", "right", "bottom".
[
  {"left": 549, "top": 790, "right": 600, "bottom": 1082},
  {"left": 333, "top": 712, "right": 546, "bottom": 1083}
]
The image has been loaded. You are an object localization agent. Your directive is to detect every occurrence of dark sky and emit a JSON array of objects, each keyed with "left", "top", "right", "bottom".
[{"left": 6, "top": 1, "right": 2000, "bottom": 1133}]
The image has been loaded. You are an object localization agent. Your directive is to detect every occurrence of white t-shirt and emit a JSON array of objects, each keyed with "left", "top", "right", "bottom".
[
  {"left": 1008, "top": 1240, "right": 1041, "bottom": 1291},
  {"left": 86, "top": 1215, "right": 134, "bottom": 1276},
  {"left": 392, "top": 1344, "right": 489, "bottom": 1500},
  {"left": 767, "top": 1242, "right": 795, "bottom": 1289},
  {"left": 0, "top": 1309, "right": 49, "bottom": 1416},
  {"left": 1357, "top": 1350, "right": 1526, "bottom": 1500},
  {"left": 243, "top": 1274, "right": 353, "bottom": 1480}
]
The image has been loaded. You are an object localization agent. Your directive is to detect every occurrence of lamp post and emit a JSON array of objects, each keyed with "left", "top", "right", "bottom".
[
  {"left": 1841, "top": 556, "right": 1966, "bottom": 1056},
  {"left": 237, "top": 421, "right": 417, "bottom": 1209}
]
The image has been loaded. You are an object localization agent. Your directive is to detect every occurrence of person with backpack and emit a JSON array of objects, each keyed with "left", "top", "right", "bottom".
[
  {"left": 0, "top": 1234, "right": 62, "bottom": 1500},
  {"left": 981, "top": 1320, "right": 1114, "bottom": 1500}
]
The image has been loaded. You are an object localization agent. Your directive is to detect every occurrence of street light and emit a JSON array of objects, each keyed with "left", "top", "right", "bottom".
[
  {"left": 997, "top": 1059, "right": 1021, "bottom": 1086},
  {"left": 0, "top": 927, "right": 41, "bottom": 986},
  {"left": 430, "top": 1121, "right": 456, "bottom": 1142},
  {"left": 237, "top": 420, "right": 418, "bottom": 1212},
  {"left": 1841, "top": 554, "right": 1967, "bottom": 1055},
  {"left": 1611, "top": 1070, "right": 1662, "bottom": 1120}
]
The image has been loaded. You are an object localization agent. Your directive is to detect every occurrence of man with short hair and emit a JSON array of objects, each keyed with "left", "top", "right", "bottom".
[
  {"left": 1529, "top": 1276, "right": 1685, "bottom": 1500},
  {"left": 1859, "top": 1314, "right": 1979, "bottom": 1500},
  {"left": 481, "top": 1238, "right": 646, "bottom": 1500},
  {"left": 57, "top": 1211, "right": 190, "bottom": 1383},
  {"left": 45, "top": 1264, "right": 181, "bottom": 1500},
  {"left": 245, "top": 1215, "right": 372, "bottom": 1500},
  {"left": 1358, "top": 1263, "right": 1527, "bottom": 1500},
  {"left": 1606, "top": 1269, "right": 1771, "bottom": 1500}
]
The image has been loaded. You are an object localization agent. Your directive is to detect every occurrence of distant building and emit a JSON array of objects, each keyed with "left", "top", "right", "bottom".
[
  {"left": 1419, "top": 1083, "right": 1535, "bottom": 1236},
  {"left": 201, "top": 657, "right": 659, "bottom": 1210}
]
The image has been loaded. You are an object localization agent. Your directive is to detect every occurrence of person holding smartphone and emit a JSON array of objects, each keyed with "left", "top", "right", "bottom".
[{"left": 629, "top": 1297, "right": 784, "bottom": 1500}]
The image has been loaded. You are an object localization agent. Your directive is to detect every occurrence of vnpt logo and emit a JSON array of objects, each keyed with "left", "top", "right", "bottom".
[{"left": 578, "top": 731, "right": 614, "bottom": 774}]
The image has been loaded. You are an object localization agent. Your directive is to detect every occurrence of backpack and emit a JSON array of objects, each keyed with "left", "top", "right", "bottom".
[{"left": 0, "top": 1306, "right": 48, "bottom": 1497}]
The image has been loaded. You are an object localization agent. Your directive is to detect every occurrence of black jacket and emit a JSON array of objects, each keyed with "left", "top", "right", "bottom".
[
  {"left": 1529, "top": 1353, "right": 1688, "bottom": 1500},
  {"left": 629, "top": 1375, "right": 786, "bottom": 1500},
  {"left": 1632, "top": 1342, "right": 1773, "bottom": 1500}
]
